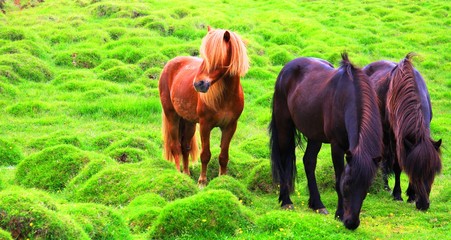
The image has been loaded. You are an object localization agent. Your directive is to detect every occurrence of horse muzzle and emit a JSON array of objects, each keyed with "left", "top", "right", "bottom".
[
  {"left": 343, "top": 216, "right": 360, "bottom": 230},
  {"left": 193, "top": 80, "right": 211, "bottom": 93}
]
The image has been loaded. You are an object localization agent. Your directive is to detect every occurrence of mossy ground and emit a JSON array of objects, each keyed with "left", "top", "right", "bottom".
[{"left": 0, "top": 0, "right": 449, "bottom": 239}]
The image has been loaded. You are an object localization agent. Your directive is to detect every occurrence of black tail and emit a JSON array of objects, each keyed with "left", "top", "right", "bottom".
[{"left": 269, "top": 77, "right": 299, "bottom": 205}]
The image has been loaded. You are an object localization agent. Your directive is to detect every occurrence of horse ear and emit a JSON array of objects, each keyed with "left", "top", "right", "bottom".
[
  {"left": 224, "top": 31, "right": 230, "bottom": 43},
  {"left": 433, "top": 139, "right": 442, "bottom": 150},
  {"left": 207, "top": 26, "right": 212, "bottom": 32}
]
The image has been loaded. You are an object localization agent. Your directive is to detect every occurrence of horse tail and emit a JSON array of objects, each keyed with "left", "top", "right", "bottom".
[
  {"left": 161, "top": 112, "right": 174, "bottom": 162},
  {"left": 341, "top": 53, "right": 382, "bottom": 189},
  {"left": 190, "top": 133, "right": 199, "bottom": 162},
  {"left": 179, "top": 119, "right": 199, "bottom": 162},
  {"left": 269, "top": 70, "right": 299, "bottom": 204}
]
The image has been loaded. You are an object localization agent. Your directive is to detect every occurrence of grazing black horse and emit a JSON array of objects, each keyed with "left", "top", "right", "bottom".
[
  {"left": 363, "top": 53, "right": 442, "bottom": 210},
  {"left": 269, "top": 53, "right": 382, "bottom": 230}
]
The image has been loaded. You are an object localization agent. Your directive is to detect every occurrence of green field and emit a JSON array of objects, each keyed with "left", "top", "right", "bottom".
[{"left": 0, "top": 0, "right": 449, "bottom": 239}]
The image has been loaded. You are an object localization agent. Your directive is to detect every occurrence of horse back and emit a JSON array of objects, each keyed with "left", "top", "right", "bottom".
[{"left": 275, "top": 57, "right": 343, "bottom": 143}]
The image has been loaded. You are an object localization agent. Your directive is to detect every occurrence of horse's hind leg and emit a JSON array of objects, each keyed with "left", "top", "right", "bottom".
[
  {"left": 392, "top": 161, "right": 403, "bottom": 201},
  {"left": 180, "top": 120, "right": 196, "bottom": 175},
  {"left": 303, "top": 140, "right": 327, "bottom": 213}
]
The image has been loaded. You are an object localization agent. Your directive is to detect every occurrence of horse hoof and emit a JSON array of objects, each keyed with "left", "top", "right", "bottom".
[
  {"left": 197, "top": 181, "right": 207, "bottom": 189},
  {"left": 315, "top": 208, "right": 329, "bottom": 215},
  {"left": 281, "top": 204, "right": 294, "bottom": 210},
  {"left": 393, "top": 196, "right": 403, "bottom": 202}
]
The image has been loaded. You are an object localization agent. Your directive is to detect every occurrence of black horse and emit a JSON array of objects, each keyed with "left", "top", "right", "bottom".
[
  {"left": 363, "top": 53, "right": 442, "bottom": 210},
  {"left": 269, "top": 53, "right": 382, "bottom": 230}
]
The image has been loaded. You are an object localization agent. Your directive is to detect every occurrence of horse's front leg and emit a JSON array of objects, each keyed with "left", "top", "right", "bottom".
[
  {"left": 406, "top": 182, "right": 416, "bottom": 203},
  {"left": 303, "top": 140, "right": 327, "bottom": 214},
  {"left": 218, "top": 122, "right": 238, "bottom": 175},
  {"left": 331, "top": 143, "right": 345, "bottom": 220},
  {"left": 198, "top": 120, "right": 213, "bottom": 188}
]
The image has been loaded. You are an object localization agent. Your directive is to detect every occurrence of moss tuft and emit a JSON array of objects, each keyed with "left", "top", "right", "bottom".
[
  {"left": 98, "top": 65, "right": 140, "bottom": 83},
  {"left": 0, "top": 139, "right": 23, "bottom": 166},
  {"left": 205, "top": 175, "right": 253, "bottom": 205},
  {"left": 148, "top": 170, "right": 198, "bottom": 201},
  {"left": 247, "top": 162, "right": 278, "bottom": 194},
  {"left": 59, "top": 203, "right": 132, "bottom": 240},
  {"left": 0, "top": 54, "right": 53, "bottom": 82},
  {"left": 15, "top": 144, "right": 91, "bottom": 192},
  {"left": 53, "top": 50, "right": 102, "bottom": 69},
  {"left": 0, "top": 188, "right": 89, "bottom": 240},
  {"left": 121, "top": 193, "right": 167, "bottom": 233},
  {"left": 149, "top": 190, "right": 253, "bottom": 239}
]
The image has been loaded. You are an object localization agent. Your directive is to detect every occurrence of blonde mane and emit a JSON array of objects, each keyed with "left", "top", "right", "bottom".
[
  {"left": 199, "top": 29, "right": 249, "bottom": 111},
  {"left": 200, "top": 29, "right": 249, "bottom": 76}
]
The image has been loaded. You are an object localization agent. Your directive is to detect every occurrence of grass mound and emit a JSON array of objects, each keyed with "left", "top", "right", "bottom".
[
  {"left": 98, "top": 65, "right": 141, "bottom": 83},
  {"left": 247, "top": 162, "right": 278, "bottom": 194},
  {"left": 238, "top": 135, "right": 270, "bottom": 159},
  {"left": 205, "top": 175, "right": 253, "bottom": 205},
  {"left": 29, "top": 132, "right": 82, "bottom": 151},
  {"left": 0, "top": 40, "right": 48, "bottom": 58},
  {"left": 148, "top": 170, "right": 198, "bottom": 201},
  {"left": 94, "top": 59, "right": 125, "bottom": 72},
  {"left": 15, "top": 144, "right": 91, "bottom": 191},
  {"left": 121, "top": 193, "right": 167, "bottom": 233},
  {"left": 0, "top": 139, "right": 23, "bottom": 166},
  {"left": 5, "top": 100, "right": 52, "bottom": 117},
  {"left": 0, "top": 187, "right": 89, "bottom": 240},
  {"left": 105, "top": 136, "right": 160, "bottom": 160},
  {"left": 0, "top": 229, "right": 12, "bottom": 240},
  {"left": 0, "top": 54, "right": 53, "bottom": 82},
  {"left": 107, "top": 147, "right": 146, "bottom": 163},
  {"left": 54, "top": 50, "right": 102, "bottom": 69},
  {"left": 0, "top": 81, "right": 19, "bottom": 98},
  {"left": 59, "top": 203, "right": 132, "bottom": 240},
  {"left": 149, "top": 190, "right": 254, "bottom": 239},
  {"left": 72, "top": 161, "right": 177, "bottom": 206},
  {"left": 0, "top": 65, "right": 21, "bottom": 84},
  {"left": 65, "top": 152, "right": 116, "bottom": 195},
  {"left": 91, "top": 130, "right": 127, "bottom": 150}
]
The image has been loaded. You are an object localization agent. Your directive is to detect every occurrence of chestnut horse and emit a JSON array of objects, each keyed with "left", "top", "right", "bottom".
[
  {"left": 363, "top": 53, "right": 442, "bottom": 210},
  {"left": 270, "top": 53, "right": 382, "bottom": 230},
  {"left": 159, "top": 27, "right": 249, "bottom": 187}
]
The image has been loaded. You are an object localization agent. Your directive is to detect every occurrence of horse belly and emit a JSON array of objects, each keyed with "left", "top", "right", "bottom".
[{"left": 289, "top": 93, "right": 329, "bottom": 142}]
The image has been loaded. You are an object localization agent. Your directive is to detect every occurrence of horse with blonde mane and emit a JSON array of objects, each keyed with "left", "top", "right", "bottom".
[{"left": 159, "top": 26, "right": 249, "bottom": 187}]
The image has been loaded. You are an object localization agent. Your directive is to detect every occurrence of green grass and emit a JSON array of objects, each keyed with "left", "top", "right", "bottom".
[{"left": 0, "top": 0, "right": 449, "bottom": 239}]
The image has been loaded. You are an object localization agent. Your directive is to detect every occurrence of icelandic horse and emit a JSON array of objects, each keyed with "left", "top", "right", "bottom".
[
  {"left": 363, "top": 53, "right": 442, "bottom": 210},
  {"left": 159, "top": 26, "right": 249, "bottom": 187},
  {"left": 270, "top": 53, "right": 382, "bottom": 229}
]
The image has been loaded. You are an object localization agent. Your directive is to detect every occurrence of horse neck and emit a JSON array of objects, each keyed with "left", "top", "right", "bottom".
[
  {"left": 200, "top": 74, "right": 241, "bottom": 111},
  {"left": 387, "top": 65, "right": 429, "bottom": 151}
]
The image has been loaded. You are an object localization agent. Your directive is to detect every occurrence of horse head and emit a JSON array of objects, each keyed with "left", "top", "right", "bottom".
[
  {"left": 193, "top": 26, "right": 248, "bottom": 93},
  {"left": 404, "top": 138, "right": 442, "bottom": 210},
  {"left": 339, "top": 152, "right": 380, "bottom": 230}
]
